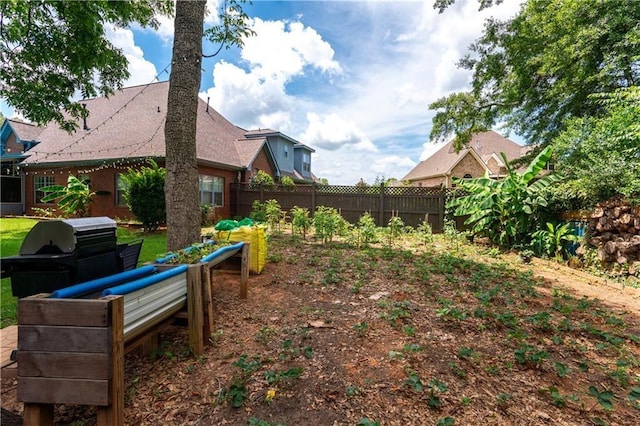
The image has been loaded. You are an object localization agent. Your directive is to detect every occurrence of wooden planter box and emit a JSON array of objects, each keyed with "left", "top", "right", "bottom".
[{"left": 15, "top": 242, "right": 249, "bottom": 426}]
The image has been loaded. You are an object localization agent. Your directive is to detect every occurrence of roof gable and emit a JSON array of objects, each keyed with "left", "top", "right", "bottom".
[{"left": 402, "top": 130, "right": 522, "bottom": 181}]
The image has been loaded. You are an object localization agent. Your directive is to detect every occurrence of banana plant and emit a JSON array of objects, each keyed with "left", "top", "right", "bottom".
[
  {"left": 531, "top": 222, "right": 580, "bottom": 259},
  {"left": 447, "top": 146, "right": 560, "bottom": 247},
  {"left": 41, "top": 175, "right": 95, "bottom": 217}
]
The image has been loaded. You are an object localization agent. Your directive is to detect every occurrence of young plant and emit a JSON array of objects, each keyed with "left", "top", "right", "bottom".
[
  {"left": 356, "top": 212, "right": 379, "bottom": 246},
  {"left": 290, "top": 206, "right": 311, "bottom": 239},
  {"left": 313, "top": 205, "right": 347, "bottom": 244},
  {"left": 41, "top": 174, "right": 95, "bottom": 217},
  {"left": 530, "top": 222, "right": 579, "bottom": 259},
  {"left": 386, "top": 214, "right": 405, "bottom": 246},
  {"left": 250, "top": 200, "right": 266, "bottom": 222},
  {"left": 264, "top": 199, "right": 284, "bottom": 231}
]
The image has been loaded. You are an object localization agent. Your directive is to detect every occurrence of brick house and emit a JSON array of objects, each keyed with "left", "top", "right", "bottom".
[
  {"left": 401, "top": 131, "right": 527, "bottom": 188},
  {"left": 0, "top": 81, "right": 315, "bottom": 219}
]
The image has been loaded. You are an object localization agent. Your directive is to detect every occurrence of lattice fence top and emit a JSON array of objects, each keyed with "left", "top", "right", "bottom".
[{"left": 232, "top": 183, "right": 444, "bottom": 197}]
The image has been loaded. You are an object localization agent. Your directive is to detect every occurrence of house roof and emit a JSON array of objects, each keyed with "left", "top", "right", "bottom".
[
  {"left": 401, "top": 131, "right": 523, "bottom": 181},
  {"left": 244, "top": 128, "right": 315, "bottom": 152},
  {"left": 20, "top": 81, "right": 262, "bottom": 170},
  {"left": 7, "top": 119, "right": 44, "bottom": 142}
]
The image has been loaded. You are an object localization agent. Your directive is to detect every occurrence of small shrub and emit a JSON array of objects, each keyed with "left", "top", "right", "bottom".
[{"left": 121, "top": 159, "right": 166, "bottom": 232}]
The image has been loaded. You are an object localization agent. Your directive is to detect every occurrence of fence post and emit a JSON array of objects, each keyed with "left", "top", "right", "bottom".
[
  {"left": 438, "top": 190, "right": 445, "bottom": 232},
  {"left": 260, "top": 184, "right": 264, "bottom": 203},
  {"left": 311, "top": 182, "right": 316, "bottom": 214},
  {"left": 378, "top": 183, "right": 385, "bottom": 226}
]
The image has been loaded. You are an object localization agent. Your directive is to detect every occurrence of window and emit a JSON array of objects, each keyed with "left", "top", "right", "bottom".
[
  {"left": 302, "top": 152, "right": 311, "bottom": 172},
  {"left": 34, "top": 175, "right": 55, "bottom": 204},
  {"left": 463, "top": 173, "right": 472, "bottom": 179},
  {"left": 283, "top": 145, "right": 289, "bottom": 157},
  {"left": 115, "top": 174, "right": 128, "bottom": 206},
  {"left": 199, "top": 175, "right": 224, "bottom": 206},
  {"left": 78, "top": 173, "right": 91, "bottom": 185}
]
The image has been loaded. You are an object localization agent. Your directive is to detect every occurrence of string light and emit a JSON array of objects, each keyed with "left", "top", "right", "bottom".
[{"left": 23, "top": 63, "right": 172, "bottom": 164}]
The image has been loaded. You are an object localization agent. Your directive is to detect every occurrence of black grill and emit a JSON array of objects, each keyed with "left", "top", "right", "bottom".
[{"left": 1, "top": 217, "right": 123, "bottom": 298}]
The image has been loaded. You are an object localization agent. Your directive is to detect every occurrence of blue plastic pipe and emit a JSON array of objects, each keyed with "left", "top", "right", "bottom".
[
  {"left": 102, "top": 264, "right": 189, "bottom": 296},
  {"left": 200, "top": 241, "right": 245, "bottom": 263},
  {"left": 51, "top": 265, "right": 158, "bottom": 298}
]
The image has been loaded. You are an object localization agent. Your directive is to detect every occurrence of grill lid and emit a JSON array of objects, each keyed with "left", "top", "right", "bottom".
[{"left": 19, "top": 217, "right": 117, "bottom": 255}]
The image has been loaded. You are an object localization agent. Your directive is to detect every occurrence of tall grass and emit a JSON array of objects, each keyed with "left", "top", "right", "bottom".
[{"left": 0, "top": 218, "right": 170, "bottom": 328}]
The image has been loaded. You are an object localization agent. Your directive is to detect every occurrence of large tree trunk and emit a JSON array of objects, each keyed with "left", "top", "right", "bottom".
[{"left": 165, "top": 0, "right": 206, "bottom": 251}]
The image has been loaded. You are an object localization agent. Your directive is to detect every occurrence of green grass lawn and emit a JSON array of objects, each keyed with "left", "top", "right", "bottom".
[{"left": 1, "top": 218, "right": 170, "bottom": 328}]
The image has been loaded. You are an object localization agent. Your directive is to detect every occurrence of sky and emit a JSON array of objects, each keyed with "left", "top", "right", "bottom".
[{"left": 2, "top": 0, "right": 523, "bottom": 185}]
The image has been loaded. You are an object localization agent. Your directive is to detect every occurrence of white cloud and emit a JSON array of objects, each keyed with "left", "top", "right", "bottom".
[
  {"left": 420, "top": 140, "right": 444, "bottom": 161},
  {"left": 200, "top": 17, "right": 342, "bottom": 132},
  {"left": 193, "top": 1, "right": 523, "bottom": 184},
  {"left": 301, "top": 112, "right": 376, "bottom": 152},
  {"left": 104, "top": 25, "right": 158, "bottom": 86}
]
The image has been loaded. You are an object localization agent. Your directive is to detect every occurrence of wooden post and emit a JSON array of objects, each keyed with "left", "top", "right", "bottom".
[
  {"left": 201, "top": 264, "right": 214, "bottom": 340},
  {"left": 97, "top": 295, "right": 124, "bottom": 426},
  {"left": 311, "top": 181, "right": 316, "bottom": 215},
  {"left": 186, "top": 265, "right": 204, "bottom": 356},
  {"left": 240, "top": 243, "right": 250, "bottom": 299},
  {"left": 23, "top": 403, "right": 54, "bottom": 426},
  {"left": 438, "top": 189, "right": 445, "bottom": 233},
  {"left": 378, "top": 182, "right": 385, "bottom": 226}
]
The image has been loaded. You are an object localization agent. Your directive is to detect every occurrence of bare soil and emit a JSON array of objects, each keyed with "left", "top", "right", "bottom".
[{"left": 3, "top": 233, "right": 640, "bottom": 425}]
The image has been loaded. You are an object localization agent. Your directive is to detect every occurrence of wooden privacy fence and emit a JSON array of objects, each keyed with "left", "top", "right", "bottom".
[{"left": 231, "top": 183, "right": 446, "bottom": 232}]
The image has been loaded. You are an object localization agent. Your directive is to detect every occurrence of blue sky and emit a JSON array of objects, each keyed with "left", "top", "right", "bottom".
[{"left": 2, "top": 0, "right": 522, "bottom": 185}]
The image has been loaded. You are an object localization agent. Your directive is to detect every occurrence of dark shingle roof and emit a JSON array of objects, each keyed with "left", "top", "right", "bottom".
[{"left": 22, "top": 81, "right": 259, "bottom": 169}]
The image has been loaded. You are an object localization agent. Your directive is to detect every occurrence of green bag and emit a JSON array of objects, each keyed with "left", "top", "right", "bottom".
[{"left": 214, "top": 219, "right": 239, "bottom": 231}]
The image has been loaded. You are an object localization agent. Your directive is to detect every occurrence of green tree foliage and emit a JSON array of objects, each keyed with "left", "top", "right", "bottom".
[
  {"left": 0, "top": 1, "right": 171, "bottom": 132},
  {"left": 429, "top": 0, "right": 640, "bottom": 149},
  {"left": 251, "top": 170, "right": 275, "bottom": 187},
  {"left": 280, "top": 175, "right": 295, "bottom": 188},
  {"left": 41, "top": 175, "right": 95, "bottom": 217},
  {"left": 122, "top": 159, "right": 166, "bottom": 232},
  {"left": 433, "top": 0, "right": 503, "bottom": 13},
  {"left": 550, "top": 88, "right": 640, "bottom": 206},
  {"left": 447, "top": 146, "right": 559, "bottom": 247}
]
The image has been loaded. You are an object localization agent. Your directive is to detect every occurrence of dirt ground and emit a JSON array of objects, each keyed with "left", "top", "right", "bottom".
[{"left": 2, "top": 233, "right": 640, "bottom": 425}]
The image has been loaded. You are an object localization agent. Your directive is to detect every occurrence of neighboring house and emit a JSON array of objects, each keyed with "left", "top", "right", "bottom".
[
  {"left": 0, "top": 120, "right": 42, "bottom": 215},
  {"left": 401, "top": 131, "right": 528, "bottom": 188},
  {"left": 244, "top": 129, "right": 315, "bottom": 182},
  {"left": 0, "top": 81, "right": 314, "bottom": 219}
]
